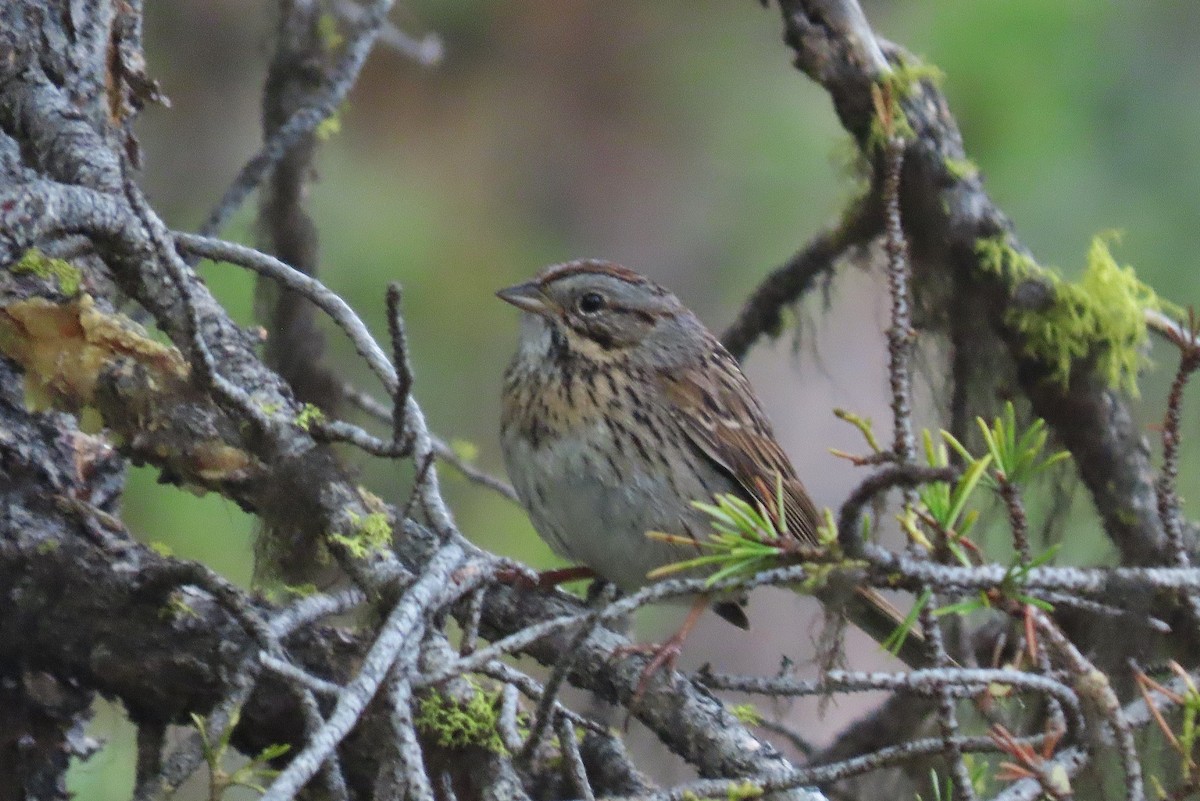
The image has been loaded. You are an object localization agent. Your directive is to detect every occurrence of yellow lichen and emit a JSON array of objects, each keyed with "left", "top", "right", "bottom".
[{"left": 294, "top": 403, "right": 325, "bottom": 431}]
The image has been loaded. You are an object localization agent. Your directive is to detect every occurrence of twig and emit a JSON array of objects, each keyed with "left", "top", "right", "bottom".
[
  {"left": 175, "top": 232, "right": 397, "bottom": 394},
  {"left": 922, "top": 596, "right": 975, "bottom": 801},
  {"left": 341, "top": 383, "right": 519, "bottom": 501},
  {"left": 385, "top": 664, "right": 436, "bottom": 801},
  {"left": 497, "top": 683, "right": 524, "bottom": 754},
  {"left": 558, "top": 717, "right": 597, "bottom": 801},
  {"left": 268, "top": 587, "right": 370, "bottom": 637},
  {"left": 458, "top": 587, "right": 488, "bottom": 656},
  {"left": 123, "top": 168, "right": 274, "bottom": 435},
  {"left": 259, "top": 544, "right": 471, "bottom": 801},
  {"left": 196, "top": 0, "right": 400, "bottom": 239},
  {"left": 386, "top": 282, "right": 414, "bottom": 448},
  {"left": 259, "top": 653, "right": 345, "bottom": 697},
  {"left": 998, "top": 478, "right": 1031, "bottom": 565},
  {"left": 721, "top": 195, "right": 880, "bottom": 361},
  {"left": 1155, "top": 308, "right": 1200, "bottom": 568},
  {"left": 881, "top": 134, "right": 916, "bottom": 473},
  {"left": 837, "top": 464, "right": 957, "bottom": 556},
  {"left": 698, "top": 667, "right": 1081, "bottom": 735},
  {"left": 658, "top": 730, "right": 1040, "bottom": 801},
  {"left": 132, "top": 723, "right": 165, "bottom": 800},
  {"left": 330, "top": 0, "right": 443, "bottom": 65},
  {"left": 519, "top": 596, "right": 610, "bottom": 763},
  {"left": 477, "top": 661, "right": 609, "bottom": 736},
  {"left": 756, "top": 719, "right": 816, "bottom": 759},
  {"left": 309, "top": 417, "right": 412, "bottom": 457},
  {"left": 1033, "top": 610, "right": 1143, "bottom": 801}
]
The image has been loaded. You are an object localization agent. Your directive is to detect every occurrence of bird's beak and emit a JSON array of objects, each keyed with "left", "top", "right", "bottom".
[{"left": 496, "top": 281, "right": 551, "bottom": 316}]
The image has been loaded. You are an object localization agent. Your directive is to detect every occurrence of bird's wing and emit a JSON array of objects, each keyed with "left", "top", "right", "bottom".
[
  {"left": 660, "top": 345, "right": 822, "bottom": 547},
  {"left": 661, "top": 343, "right": 926, "bottom": 664}
]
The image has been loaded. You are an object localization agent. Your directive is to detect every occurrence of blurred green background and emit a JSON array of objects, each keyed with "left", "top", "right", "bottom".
[{"left": 69, "top": 1, "right": 1200, "bottom": 796}]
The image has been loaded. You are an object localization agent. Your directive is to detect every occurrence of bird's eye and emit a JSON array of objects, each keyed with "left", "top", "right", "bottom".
[{"left": 577, "top": 292, "right": 605, "bottom": 314}]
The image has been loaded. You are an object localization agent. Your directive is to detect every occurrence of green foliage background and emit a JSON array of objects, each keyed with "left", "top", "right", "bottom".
[{"left": 69, "top": 2, "right": 1200, "bottom": 797}]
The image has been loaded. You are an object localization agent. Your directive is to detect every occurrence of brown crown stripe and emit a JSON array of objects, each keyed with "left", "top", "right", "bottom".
[{"left": 537, "top": 259, "right": 650, "bottom": 287}]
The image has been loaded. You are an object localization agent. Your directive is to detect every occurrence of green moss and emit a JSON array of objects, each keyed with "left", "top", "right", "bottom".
[
  {"left": 975, "top": 236, "right": 1040, "bottom": 281},
  {"left": 327, "top": 511, "right": 392, "bottom": 559},
  {"left": 974, "top": 234, "right": 1166, "bottom": 396},
  {"left": 885, "top": 55, "right": 945, "bottom": 99},
  {"left": 11, "top": 249, "right": 82, "bottom": 296},
  {"left": 866, "top": 104, "right": 914, "bottom": 154},
  {"left": 866, "top": 55, "right": 943, "bottom": 153},
  {"left": 35, "top": 539, "right": 60, "bottom": 554},
  {"left": 415, "top": 680, "right": 507, "bottom": 754}
]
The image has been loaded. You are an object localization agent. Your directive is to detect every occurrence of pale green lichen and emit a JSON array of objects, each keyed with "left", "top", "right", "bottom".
[
  {"left": 264, "top": 582, "right": 321, "bottom": 604},
  {"left": 450, "top": 438, "right": 479, "bottom": 462},
  {"left": 944, "top": 156, "right": 979, "bottom": 181},
  {"left": 729, "top": 703, "right": 762, "bottom": 726},
  {"left": 316, "top": 13, "right": 344, "bottom": 50},
  {"left": 149, "top": 541, "right": 174, "bottom": 558},
  {"left": 327, "top": 511, "right": 392, "bottom": 559},
  {"left": 414, "top": 680, "right": 507, "bottom": 754},
  {"left": 974, "top": 234, "right": 1168, "bottom": 396},
  {"left": 680, "top": 784, "right": 762, "bottom": 801},
  {"left": 11, "top": 248, "right": 82, "bottom": 296},
  {"left": 160, "top": 592, "right": 198, "bottom": 621},
  {"left": 726, "top": 781, "right": 764, "bottom": 801},
  {"left": 315, "top": 111, "right": 342, "bottom": 142}
]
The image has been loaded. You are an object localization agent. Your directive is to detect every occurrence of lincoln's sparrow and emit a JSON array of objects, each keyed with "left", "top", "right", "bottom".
[{"left": 499, "top": 260, "right": 916, "bottom": 674}]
